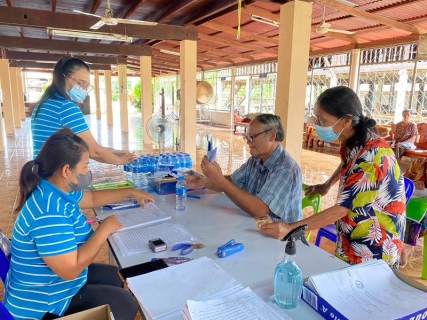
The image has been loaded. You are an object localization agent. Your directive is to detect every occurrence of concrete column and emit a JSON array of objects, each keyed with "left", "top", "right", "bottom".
[
  {"left": 245, "top": 76, "right": 250, "bottom": 114},
  {"left": 274, "top": 1, "right": 312, "bottom": 165},
  {"left": 94, "top": 70, "right": 101, "bottom": 120},
  {"left": 394, "top": 69, "right": 408, "bottom": 123},
  {"left": 140, "top": 56, "right": 152, "bottom": 144},
  {"left": 17, "top": 68, "right": 26, "bottom": 120},
  {"left": 118, "top": 64, "right": 129, "bottom": 133},
  {"left": 180, "top": 40, "right": 197, "bottom": 162},
  {"left": 0, "top": 59, "right": 15, "bottom": 135},
  {"left": 349, "top": 49, "right": 361, "bottom": 92},
  {"left": 104, "top": 70, "right": 113, "bottom": 125},
  {"left": 10, "top": 67, "right": 21, "bottom": 128},
  {"left": 374, "top": 78, "right": 384, "bottom": 117},
  {"left": 230, "top": 67, "right": 236, "bottom": 128}
]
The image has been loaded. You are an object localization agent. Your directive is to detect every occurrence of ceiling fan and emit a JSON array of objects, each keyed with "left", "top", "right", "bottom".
[
  {"left": 316, "top": 6, "right": 355, "bottom": 35},
  {"left": 73, "top": 0, "right": 157, "bottom": 30}
]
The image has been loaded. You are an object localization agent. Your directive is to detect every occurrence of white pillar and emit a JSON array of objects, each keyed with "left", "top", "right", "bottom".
[
  {"left": 17, "top": 68, "right": 26, "bottom": 120},
  {"left": 10, "top": 67, "right": 21, "bottom": 128},
  {"left": 274, "top": 1, "right": 312, "bottom": 165},
  {"left": 180, "top": 40, "right": 197, "bottom": 163},
  {"left": 94, "top": 70, "right": 101, "bottom": 120},
  {"left": 394, "top": 69, "right": 409, "bottom": 123}
]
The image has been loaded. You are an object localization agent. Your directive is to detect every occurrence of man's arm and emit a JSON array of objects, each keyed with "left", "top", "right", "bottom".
[{"left": 215, "top": 177, "right": 271, "bottom": 218}]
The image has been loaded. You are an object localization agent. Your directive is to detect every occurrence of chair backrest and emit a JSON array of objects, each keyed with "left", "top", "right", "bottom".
[
  {"left": 404, "top": 177, "right": 415, "bottom": 203},
  {"left": 0, "top": 301, "right": 14, "bottom": 320},
  {"left": 0, "top": 229, "right": 11, "bottom": 284}
]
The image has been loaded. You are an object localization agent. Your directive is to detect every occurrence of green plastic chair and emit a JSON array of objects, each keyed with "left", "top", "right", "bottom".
[
  {"left": 406, "top": 198, "right": 427, "bottom": 280},
  {"left": 302, "top": 184, "right": 322, "bottom": 242}
]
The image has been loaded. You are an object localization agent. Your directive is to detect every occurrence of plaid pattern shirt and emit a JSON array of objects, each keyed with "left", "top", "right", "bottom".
[{"left": 231, "top": 145, "right": 302, "bottom": 223}]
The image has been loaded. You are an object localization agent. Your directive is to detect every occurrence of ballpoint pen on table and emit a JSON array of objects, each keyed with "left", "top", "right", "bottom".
[
  {"left": 187, "top": 195, "right": 201, "bottom": 200},
  {"left": 151, "top": 257, "right": 193, "bottom": 265},
  {"left": 101, "top": 203, "right": 140, "bottom": 211}
]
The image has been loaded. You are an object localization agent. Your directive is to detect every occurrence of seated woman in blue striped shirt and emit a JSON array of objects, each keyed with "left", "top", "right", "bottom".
[
  {"left": 31, "top": 56, "right": 137, "bottom": 164},
  {"left": 5, "top": 128, "right": 154, "bottom": 320}
]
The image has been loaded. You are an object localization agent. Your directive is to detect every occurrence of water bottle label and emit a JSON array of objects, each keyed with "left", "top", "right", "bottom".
[{"left": 176, "top": 187, "right": 187, "bottom": 197}]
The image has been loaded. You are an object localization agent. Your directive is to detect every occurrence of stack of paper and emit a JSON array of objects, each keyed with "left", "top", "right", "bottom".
[
  {"left": 126, "top": 257, "right": 243, "bottom": 319},
  {"left": 112, "top": 222, "right": 196, "bottom": 256},
  {"left": 97, "top": 202, "right": 171, "bottom": 231},
  {"left": 305, "top": 259, "right": 427, "bottom": 320},
  {"left": 182, "top": 287, "right": 284, "bottom": 320}
]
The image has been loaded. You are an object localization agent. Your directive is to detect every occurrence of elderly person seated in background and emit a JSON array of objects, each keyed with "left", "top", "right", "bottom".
[{"left": 390, "top": 109, "right": 418, "bottom": 163}]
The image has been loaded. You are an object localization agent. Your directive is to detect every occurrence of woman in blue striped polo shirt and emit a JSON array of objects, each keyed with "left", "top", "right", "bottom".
[
  {"left": 31, "top": 56, "right": 137, "bottom": 165},
  {"left": 5, "top": 128, "right": 154, "bottom": 319}
]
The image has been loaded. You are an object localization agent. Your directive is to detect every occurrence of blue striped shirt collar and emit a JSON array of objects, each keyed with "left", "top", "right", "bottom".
[
  {"left": 257, "top": 144, "right": 284, "bottom": 170},
  {"left": 39, "top": 178, "right": 79, "bottom": 204}
]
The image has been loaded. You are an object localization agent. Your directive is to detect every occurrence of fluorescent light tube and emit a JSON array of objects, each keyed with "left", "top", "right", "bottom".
[{"left": 47, "top": 28, "right": 133, "bottom": 42}]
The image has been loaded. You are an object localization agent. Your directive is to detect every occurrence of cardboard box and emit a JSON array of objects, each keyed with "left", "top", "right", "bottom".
[
  {"left": 149, "top": 170, "right": 203, "bottom": 195},
  {"left": 301, "top": 270, "right": 427, "bottom": 320},
  {"left": 61, "top": 305, "right": 114, "bottom": 320}
]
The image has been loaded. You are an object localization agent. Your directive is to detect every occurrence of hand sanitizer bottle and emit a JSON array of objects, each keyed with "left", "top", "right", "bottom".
[{"left": 274, "top": 225, "right": 309, "bottom": 309}]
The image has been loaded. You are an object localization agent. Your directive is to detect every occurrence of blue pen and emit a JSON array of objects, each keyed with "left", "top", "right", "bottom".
[
  {"left": 187, "top": 195, "right": 201, "bottom": 200},
  {"left": 151, "top": 257, "right": 193, "bottom": 265},
  {"left": 102, "top": 204, "right": 140, "bottom": 211}
]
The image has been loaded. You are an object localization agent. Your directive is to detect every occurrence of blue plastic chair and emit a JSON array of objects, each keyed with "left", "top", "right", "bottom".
[
  {"left": 315, "top": 177, "right": 415, "bottom": 247},
  {"left": 0, "top": 302, "right": 13, "bottom": 320},
  {"left": 302, "top": 185, "right": 322, "bottom": 242},
  {"left": 0, "top": 230, "right": 11, "bottom": 284}
]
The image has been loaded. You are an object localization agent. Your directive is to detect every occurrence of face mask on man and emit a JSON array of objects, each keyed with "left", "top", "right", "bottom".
[
  {"left": 67, "top": 169, "right": 92, "bottom": 191},
  {"left": 314, "top": 117, "right": 344, "bottom": 143},
  {"left": 67, "top": 85, "right": 87, "bottom": 104}
]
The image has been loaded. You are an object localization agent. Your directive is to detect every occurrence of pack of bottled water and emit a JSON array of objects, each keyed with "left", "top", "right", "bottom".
[{"left": 123, "top": 152, "right": 193, "bottom": 190}]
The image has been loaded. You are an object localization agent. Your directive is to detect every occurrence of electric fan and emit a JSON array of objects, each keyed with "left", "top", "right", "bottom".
[{"left": 146, "top": 116, "right": 173, "bottom": 155}]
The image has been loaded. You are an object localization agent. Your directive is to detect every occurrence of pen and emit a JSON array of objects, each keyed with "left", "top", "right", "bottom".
[
  {"left": 102, "top": 204, "right": 140, "bottom": 210},
  {"left": 187, "top": 195, "right": 201, "bottom": 200},
  {"left": 151, "top": 257, "right": 193, "bottom": 265}
]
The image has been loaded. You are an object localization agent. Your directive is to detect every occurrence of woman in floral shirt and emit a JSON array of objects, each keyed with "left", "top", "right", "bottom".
[{"left": 261, "top": 86, "right": 406, "bottom": 269}]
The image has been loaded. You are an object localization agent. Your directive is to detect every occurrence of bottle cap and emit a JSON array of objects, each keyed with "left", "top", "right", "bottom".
[{"left": 178, "top": 176, "right": 185, "bottom": 181}]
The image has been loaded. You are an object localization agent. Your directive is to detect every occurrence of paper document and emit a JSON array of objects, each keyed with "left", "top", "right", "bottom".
[
  {"left": 97, "top": 202, "right": 171, "bottom": 231},
  {"left": 112, "top": 222, "right": 196, "bottom": 256},
  {"left": 127, "top": 257, "right": 243, "bottom": 320},
  {"left": 182, "top": 287, "right": 284, "bottom": 320},
  {"left": 306, "top": 260, "right": 427, "bottom": 320}
]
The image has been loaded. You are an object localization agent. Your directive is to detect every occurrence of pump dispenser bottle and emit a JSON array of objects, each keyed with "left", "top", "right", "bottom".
[{"left": 274, "top": 225, "right": 308, "bottom": 309}]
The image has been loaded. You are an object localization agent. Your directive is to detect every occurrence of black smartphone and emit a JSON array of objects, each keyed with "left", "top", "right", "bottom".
[{"left": 118, "top": 259, "right": 169, "bottom": 280}]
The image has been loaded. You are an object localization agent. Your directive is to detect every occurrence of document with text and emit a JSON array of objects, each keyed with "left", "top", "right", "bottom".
[{"left": 112, "top": 222, "right": 196, "bottom": 256}]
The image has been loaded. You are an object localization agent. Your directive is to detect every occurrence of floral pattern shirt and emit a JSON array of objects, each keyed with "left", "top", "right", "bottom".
[{"left": 336, "top": 131, "right": 406, "bottom": 269}]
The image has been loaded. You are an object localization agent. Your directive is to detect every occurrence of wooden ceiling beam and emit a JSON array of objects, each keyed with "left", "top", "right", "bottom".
[
  {"left": 148, "top": 0, "right": 194, "bottom": 24},
  {"left": 203, "top": 21, "right": 279, "bottom": 46},
  {"left": 181, "top": 0, "right": 238, "bottom": 26},
  {"left": 10, "top": 60, "right": 111, "bottom": 70},
  {"left": 121, "top": 0, "right": 149, "bottom": 19},
  {"left": 5, "top": 51, "right": 127, "bottom": 65},
  {"left": 91, "top": 0, "right": 104, "bottom": 14},
  {"left": 313, "top": 31, "right": 366, "bottom": 44},
  {"left": 152, "top": 46, "right": 238, "bottom": 63},
  {"left": 197, "top": 44, "right": 254, "bottom": 60},
  {"left": 242, "top": 6, "right": 280, "bottom": 24},
  {"left": 198, "top": 33, "right": 278, "bottom": 55},
  {"left": 0, "top": 36, "right": 151, "bottom": 56},
  {"left": 313, "top": 0, "right": 425, "bottom": 34},
  {"left": 52, "top": 0, "right": 57, "bottom": 13},
  {"left": 0, "top": 7, "right": 198, "bottom": 41}
]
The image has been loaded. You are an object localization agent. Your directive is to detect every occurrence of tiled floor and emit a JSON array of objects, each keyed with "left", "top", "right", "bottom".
[{"left": 0, "top": 111, "right": 425, "bottom": 315}]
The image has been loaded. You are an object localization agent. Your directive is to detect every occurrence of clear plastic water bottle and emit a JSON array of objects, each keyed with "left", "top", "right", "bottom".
[
  {"left": 140, "top": 157, "right": 149, "bottom": 190},
  {"left": 184, "top": 153, "right": 193, "bottom": 169},
  {"left": 175, "top": 176, "right": 187, "bottom": 212},
  {"left": 132, "top": 160, "right": 142, "bottom": 188}
]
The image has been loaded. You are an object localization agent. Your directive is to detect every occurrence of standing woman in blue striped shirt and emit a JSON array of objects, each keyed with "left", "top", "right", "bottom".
[
  {"left": 31, "top": 56, "right": 137, "bottom": 164},
  {"left": 5, "top": 128, "right": 154, "bottom": 319}
]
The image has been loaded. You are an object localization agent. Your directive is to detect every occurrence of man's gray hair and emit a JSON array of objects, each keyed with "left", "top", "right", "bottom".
[{"left": 254, "top": 114, "right": 285, "bottom": 142}]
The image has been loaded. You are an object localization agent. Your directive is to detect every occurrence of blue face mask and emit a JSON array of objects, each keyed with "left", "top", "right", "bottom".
[
  {"left": 314, "top": 117, "right": 344, "bottom": 143},
  {"left": 67, "top": 85, "right": 87, "bottom": 103}
]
